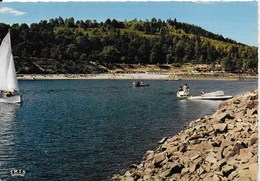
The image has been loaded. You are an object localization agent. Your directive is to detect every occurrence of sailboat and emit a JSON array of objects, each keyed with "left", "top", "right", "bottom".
[{"left": 0, "top": 31, "right": 21, "bottom": 103}]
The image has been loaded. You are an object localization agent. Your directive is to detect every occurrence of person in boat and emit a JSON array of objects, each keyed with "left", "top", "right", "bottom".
[
  {"left": 178, "top": 86, "right": 183, "bottom": 91},
  {"left": 136, "top": 81, "right": 141, "bottom": 86},
  {"left": 183, "top": 83, "right": 189, "bottom": 93},
  {"left": 200, "top": 90, "right": 205, "bottom": 96},
  {"left": 3, "top": 91, "right": 12, "bottom": 97}
]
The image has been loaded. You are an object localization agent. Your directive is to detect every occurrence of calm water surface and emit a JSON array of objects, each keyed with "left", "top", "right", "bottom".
[{"left": 0, "top": 79, "right": 257, "bottom": 180}]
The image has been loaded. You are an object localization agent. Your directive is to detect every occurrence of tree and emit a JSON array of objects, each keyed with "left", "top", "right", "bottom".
[
  {"left": 221, "top": 55, "right": 236, "bottom": 72},
  {"left": 175, "top": 40, "right": 185, "bottom": 63},
  {"left": 143, "top": 22, "right": 151, "bottom": 34},
  {"left": 58, "top": 17, "right": 65, "bottom": 26},
  {"left": 137, "top": 39, "right": 151, "bottom": 64},
  {"left": 150, "top": 42, "right": 164, "bottom": 64},
  {"left": 65, "top": 44, "right": 77, "bottom": 59},
  {"left": 65, "top": 17, "right": 75, "bottom": 28},
  {"left": 166, "top": 46, "right": 176, "bottom": 64},
  {"left": 159, "top": 27, "right": 169, "bottom": 36},
  {"left": 104, "top": 18, "right": 112, "bottom": 29},
  {"left": 243, "top": 58, "right": 257, "bottom": 71},
  {"left": 111, "top": 19, "right": 120, "bottom": 28},
  {"left": 99, "top": 46, "right": 120, "bottom": 63}
]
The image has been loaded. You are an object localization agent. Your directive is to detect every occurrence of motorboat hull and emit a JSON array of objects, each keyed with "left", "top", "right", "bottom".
[
  {"left": 188, "top": 95, "right": 233, "bottom": 100},
  {"left": 0, "top": 95, "right": 22, "bottom": 104},
  {"left": 135, "top": 84, "right": 149, "bottom": 87},
  {"left": 176, "top": 91, "right": 190, "bottom": 98}
]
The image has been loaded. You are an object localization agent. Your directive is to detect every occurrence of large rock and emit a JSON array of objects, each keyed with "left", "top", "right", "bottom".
[
  {"left": 237, "top": 147, "right": 253, "bottom": 162},
  {"left": 153, "top": 152, "right": 167, "bottom": 165},
  {"left": 213, "top": 123, "right": 228, "bottom": 133},
  {"left": 221, "top": 164, "right": 235, "bottom": 177},
  {"left": 205, "top": 152, "right": 218, "bottom": 163},
  {"left": 249, "top": 132, "right": 258, "bottom": 146}
]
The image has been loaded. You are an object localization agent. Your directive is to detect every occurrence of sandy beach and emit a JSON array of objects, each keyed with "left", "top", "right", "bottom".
[{"left": 17, "top": 72, "right": 257, "bottom": 81}]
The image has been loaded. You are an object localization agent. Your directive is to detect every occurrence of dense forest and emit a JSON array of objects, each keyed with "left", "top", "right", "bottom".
[{"left": 0, "top": 17, "right": 258, "bottom": 74}]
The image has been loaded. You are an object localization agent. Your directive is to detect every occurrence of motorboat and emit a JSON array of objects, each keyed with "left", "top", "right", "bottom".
[
  {"left": 134, "top": 81, "right": 149, "bottom": 87},
  {"left": 187, "top": 91, "right": 233, "bottom": 100},
  {"left": 176, "top": 90, "right": 190, "bottom": 98}
]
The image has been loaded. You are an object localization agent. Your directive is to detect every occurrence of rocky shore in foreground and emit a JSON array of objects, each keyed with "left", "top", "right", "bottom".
[{"left": 111, "top": 90, "right": 258, "bottom": 181}]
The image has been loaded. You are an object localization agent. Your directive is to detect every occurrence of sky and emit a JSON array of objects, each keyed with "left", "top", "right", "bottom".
[{"left": 0, "top": 1, "right": 258, "bottom": 46}]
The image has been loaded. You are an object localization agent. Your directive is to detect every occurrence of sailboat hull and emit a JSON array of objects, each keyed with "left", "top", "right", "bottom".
[{"left": 0, "top": 95, "right": 22, "bottom": 104}]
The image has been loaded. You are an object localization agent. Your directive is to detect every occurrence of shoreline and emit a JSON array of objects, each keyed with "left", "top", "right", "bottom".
[{"left": 17, "top": 73, "right": 257, "bottom": 81}]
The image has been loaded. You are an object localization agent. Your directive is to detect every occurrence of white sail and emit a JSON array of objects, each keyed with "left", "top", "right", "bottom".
[{"left": 0, "top": 31, "right": 19, "bottom": 92}]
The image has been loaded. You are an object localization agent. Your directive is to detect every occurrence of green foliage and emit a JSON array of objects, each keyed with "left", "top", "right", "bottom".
[
  {"left": 221, "top": 55, "right": 236, "bottom": 72},
  {"left": 0, "top": 17, "right": 257, "bottom": 74}
]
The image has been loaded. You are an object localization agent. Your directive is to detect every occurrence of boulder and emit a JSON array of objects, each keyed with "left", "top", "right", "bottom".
[
  {"left": 227, "top": 170, "right": 238, "bottom": 180},
  {"left": 218, "top": 113, "right": 234, "bottom": 123},
  {"left": 158, "top": 137, "right": 168, "bottom": 144},
  {"left": 236, "top": 168, "right": 256, "bottom": 181},
  {"left": 212, "top": 174, "right": 221, "bottom": 181},
  {"left": 205, "top": 152, "right": 217, "bottom": 163},
  {"left": 249, "top": 133, "right": 258, "bottom": 146},
  {"left": 189, "top": 162, "right": 200, "bottom": 173},
  {"left": 227, "top": 142, "right": 247, "bottom": 158},
  {"left": 248, "top": 163, "right": 258, "bottom": 180},
  {"left": 237, "top": 148, "right": 253, "bottom": 162},
  {"left": 143, "top": 174, "right": 151, "bottom": 180},
  {"left": 153, "top": 152, "right": 167, "bottom": 165},
  {"left": 168, "top": 163, "right": 184, "bottom": 175},
  {"left": 222, "top": 145, "right": 233, "bottom": 158},
  {"left": 246, "top": 108, "right": 257, "bottom": 117},
  {"left": 221, "top": 164, "right": 235, "bottom": 177},
  {"left": 213, "top": 123, "right": 228, "bottom": 133},
  {"left": 221, "top": 139, "right": 233, "bottom": 148}
]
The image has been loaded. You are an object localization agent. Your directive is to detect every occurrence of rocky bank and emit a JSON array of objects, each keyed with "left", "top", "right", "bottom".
[{"left": 111, "top": 90, "right": 258, "bottom": 181}]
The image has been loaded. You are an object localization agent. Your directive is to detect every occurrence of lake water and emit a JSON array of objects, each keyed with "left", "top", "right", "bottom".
[{"left": 0, "top": 79, "right": 257, "bottom": 180}]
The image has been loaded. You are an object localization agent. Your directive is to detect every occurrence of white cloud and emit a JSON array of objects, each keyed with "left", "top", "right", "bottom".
[{"left": 0, "top": 7, "right": 26, "bottom": 16}]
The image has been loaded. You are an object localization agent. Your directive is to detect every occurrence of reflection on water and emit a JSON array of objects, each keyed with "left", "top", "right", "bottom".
[{"left": 0, "top": 103, "right": 20, "bottom": 179}]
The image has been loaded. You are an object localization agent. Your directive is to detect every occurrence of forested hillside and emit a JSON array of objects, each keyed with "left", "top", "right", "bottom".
[{"left": 0, "top": 17, "right": 257, "bottom": 74}]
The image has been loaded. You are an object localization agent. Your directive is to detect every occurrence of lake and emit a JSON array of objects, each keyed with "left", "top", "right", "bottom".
[{"left": 0, "top": 79, "right": 257, "bottom": 180}]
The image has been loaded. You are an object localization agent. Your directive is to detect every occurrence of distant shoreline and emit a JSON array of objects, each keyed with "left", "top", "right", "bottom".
[{"left": 17, "top": 73, "right": 257, "bottom": 81}]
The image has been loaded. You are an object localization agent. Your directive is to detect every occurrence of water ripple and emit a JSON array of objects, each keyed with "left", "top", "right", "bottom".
[{"left": 0, "top": 79, "right": 257, "bottom": 180}]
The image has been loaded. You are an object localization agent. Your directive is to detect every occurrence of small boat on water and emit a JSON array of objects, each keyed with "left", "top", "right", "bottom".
[
  {"left": 133, "top": 81, "right": 149, "bottom": 87},
  {"left": 188, "top": 91, "right": 233, "bottom": 100},
  {"left": 176, "top": 90, "right": 190, "bottom": 98},
  {"left": 0, "top": 31, "right": 22, "bottom": 103},
  {"left": 176, "top": 83, "right": 190, "bottom": 98},
  {"left": 176, "top": 83, "right": 232, "bottom": 101}
]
